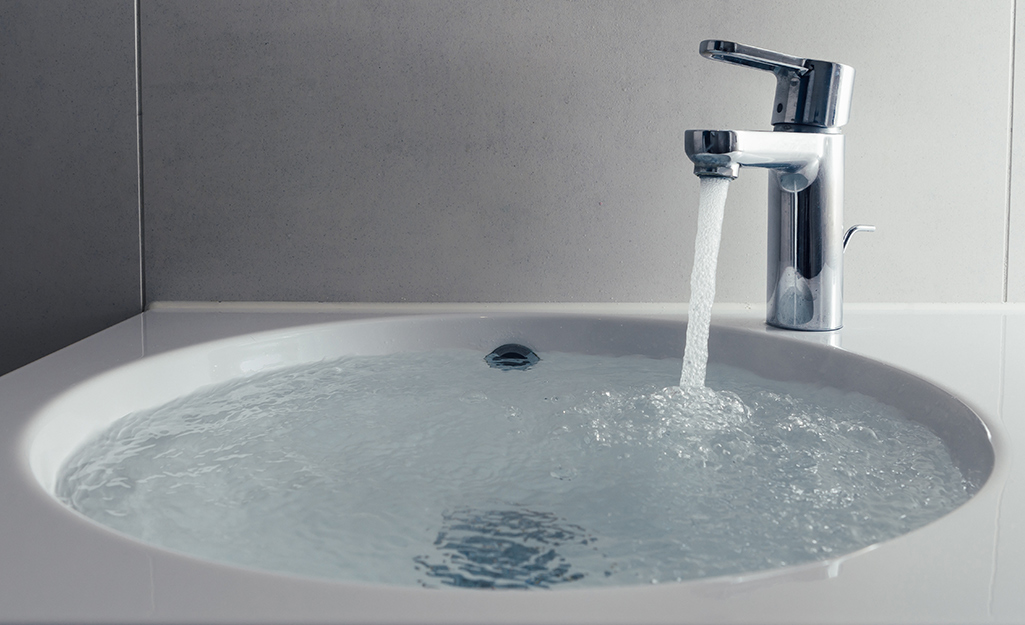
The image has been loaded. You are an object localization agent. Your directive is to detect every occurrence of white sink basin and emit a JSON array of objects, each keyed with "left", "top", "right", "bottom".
[
  {"left": 26, "top": 314, "right": 994, "bottom": 586},
  {"left": 4, "top": 309, "right": 1006, "bottom": 624}
]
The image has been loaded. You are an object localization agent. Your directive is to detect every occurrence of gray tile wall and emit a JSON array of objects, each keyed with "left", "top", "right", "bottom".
[
  {"left": 0, "top": 0, "right": 141, "bottom": 375},
  {"left": 141, "top": 0, "right": 1018, "bottom": 304},
  {"left": 3, "top": 0, "right": 1024, "bottom": 376}
]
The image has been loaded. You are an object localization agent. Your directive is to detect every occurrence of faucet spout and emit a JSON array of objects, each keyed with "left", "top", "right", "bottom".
[{"left": 684, "top": 129, "right": 826, "bottom": 191}]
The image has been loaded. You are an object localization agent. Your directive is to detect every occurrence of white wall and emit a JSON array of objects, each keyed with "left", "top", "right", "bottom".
[{"left": 138, "top": 1, "right": 1024, "bottom": 305}]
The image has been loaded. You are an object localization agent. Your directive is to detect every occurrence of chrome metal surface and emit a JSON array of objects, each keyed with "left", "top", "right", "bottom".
[
  {"left": 700, "top": 39, "right": 855, "bottom": 129},
  {"left": 843, "top": 224, "right": 877, "bottom": 251},
  {"left": 686, "top": 40, "right": 858, "bottom": 331}
]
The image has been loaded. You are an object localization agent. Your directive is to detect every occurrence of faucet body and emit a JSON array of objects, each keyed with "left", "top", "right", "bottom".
[
  {"left": 685, "top": 40, "right": 864, "bottom": 331},
  {"left": 686, "top": 129, "right": 845, "bottom": 330}
]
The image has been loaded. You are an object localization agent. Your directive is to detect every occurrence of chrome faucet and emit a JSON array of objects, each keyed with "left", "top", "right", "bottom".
[{"left": 685, "top": 40, "right": 872, "bottom": 331}]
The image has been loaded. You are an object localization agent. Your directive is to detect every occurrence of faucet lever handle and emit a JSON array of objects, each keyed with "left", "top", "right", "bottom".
[
  {"left": 699, "top": 39, "right": 855, "bottom": 130},
  {"left": 699, "top": 40, "right": 807, "bottom": 76}
]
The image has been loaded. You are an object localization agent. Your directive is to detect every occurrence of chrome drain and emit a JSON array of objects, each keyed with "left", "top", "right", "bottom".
[{"left": 485, "top": 344, "right": 539, "bottom": 371}]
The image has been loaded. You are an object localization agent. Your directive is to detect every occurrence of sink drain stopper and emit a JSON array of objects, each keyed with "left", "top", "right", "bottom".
[{"left": 485, "top": 344, "right": 540, "bottom": 371}]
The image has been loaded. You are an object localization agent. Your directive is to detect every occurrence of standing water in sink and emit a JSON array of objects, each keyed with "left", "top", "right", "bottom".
[
  {"left": 680, "top": 177, "right": 731, "bottom": 388},
  {"left": 56, "top": 348, "right": 973, "bottom": 589}
]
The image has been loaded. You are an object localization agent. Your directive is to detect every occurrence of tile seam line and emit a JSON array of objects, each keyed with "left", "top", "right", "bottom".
[
  {"left": 135, "top": 0, "right": 146, "bottom": 311},
  {"left": 1006, "top": 0, "right": 1017, "bottom": 303}
]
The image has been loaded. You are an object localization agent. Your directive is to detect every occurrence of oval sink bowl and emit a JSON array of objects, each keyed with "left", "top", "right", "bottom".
[{"left": 26, "top": 314, "right": 994, "bottom": 590}]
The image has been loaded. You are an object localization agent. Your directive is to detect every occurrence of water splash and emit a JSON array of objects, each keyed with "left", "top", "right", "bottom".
[{"left": 680, "top": 177, "right": 731, "bottom": 388}]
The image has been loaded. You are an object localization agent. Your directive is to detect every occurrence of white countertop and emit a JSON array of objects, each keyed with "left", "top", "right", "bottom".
[{"left": 1, "top": 304, "right": 1023, "bottom": 624}]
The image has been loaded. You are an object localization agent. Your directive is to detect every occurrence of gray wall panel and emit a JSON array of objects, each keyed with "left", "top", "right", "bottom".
[
  {"left": 1, "top": 0, "right": 1018, "bottom": 378},
  {"left": 141, "top": 1, "right": 1013, "bottom": 305},
  {"left": 0, "top": 0, "right": 141, "bottom": 374}
]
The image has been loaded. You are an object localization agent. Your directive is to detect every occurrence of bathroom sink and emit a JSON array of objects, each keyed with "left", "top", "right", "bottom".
[{"left": 24, "top": 313, "right": 994, "bottom": 591}]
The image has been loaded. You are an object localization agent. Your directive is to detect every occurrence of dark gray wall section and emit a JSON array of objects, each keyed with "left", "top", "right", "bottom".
[{"left": 0, "top": 1, "right": 141, "bottom": 375}]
